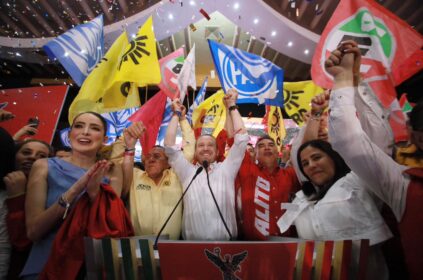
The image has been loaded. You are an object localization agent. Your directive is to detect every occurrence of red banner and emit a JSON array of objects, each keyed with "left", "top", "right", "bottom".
[
  {"left": 0, "top": 85, "right": 68, "bottom": 143},
  {"left": 158, "top": 242, "right": 297, "bottom": 279}
]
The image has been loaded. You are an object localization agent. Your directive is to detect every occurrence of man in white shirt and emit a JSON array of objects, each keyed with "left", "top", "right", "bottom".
[{"left": 164, "top": 89, "right": 248, "bottom": 240}]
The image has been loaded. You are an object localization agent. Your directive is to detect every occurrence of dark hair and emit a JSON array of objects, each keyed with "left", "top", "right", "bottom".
[
  {"left": 71, "top": 111, "right": 108, "bottom": 136},
  {"left": 409, "top": 100, "right": 423, "bottom": 131},
  {"left": 0, "top": 128, "right": 15, "bottom": 190},
  {"left": 15, "top": 139, "right": 54, "bottom": 157},
  {"left": 256, "top": 135, "right": 275, "bottom": 146},
  {"left": 297, "top": 139, "right": 350, "bottom": 200}
]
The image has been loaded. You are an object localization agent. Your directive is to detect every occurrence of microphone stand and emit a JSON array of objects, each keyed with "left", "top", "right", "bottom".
[
  {"left": 203, "top": 161, "right": 233, "bottom": 241},
  {"left": 153, "top": 166, "right": 203, "bottom": 249}
]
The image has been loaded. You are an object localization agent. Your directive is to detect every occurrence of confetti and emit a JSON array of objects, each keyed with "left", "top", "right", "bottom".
[
  {"left": 199, "top": 8, "right": 210, "bottom": 20},
  {"left": 260, "top": 36, "right": 266, "bottom": 41},
  {"left": 210, "top": 70, "right": 215, "bottom": 79},
  {"left": 189, "top": 23, "right": 197, "bottom": 32}
]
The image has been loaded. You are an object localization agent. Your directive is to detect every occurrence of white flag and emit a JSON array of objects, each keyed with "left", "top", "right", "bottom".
[{"left": 177, "top": 44, "right": 197, "bottom": 101}]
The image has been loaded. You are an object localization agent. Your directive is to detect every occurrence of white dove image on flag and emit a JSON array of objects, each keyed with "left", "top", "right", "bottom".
[
  {"left": 208, "top": 40, "right": 284, "bottom": 106},
  {"left": 43, "top": 15, "right": 104, "bottom": 86}
]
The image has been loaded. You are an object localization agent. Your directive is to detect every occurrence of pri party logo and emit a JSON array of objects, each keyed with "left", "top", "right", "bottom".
[{"left": 321, "top": 8, "right": 396, "bottom": 82}]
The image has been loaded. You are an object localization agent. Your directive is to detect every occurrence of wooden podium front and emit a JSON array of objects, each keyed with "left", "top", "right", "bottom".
[{"left": 84, "top": 237, "right": 369, "bottom": 280}]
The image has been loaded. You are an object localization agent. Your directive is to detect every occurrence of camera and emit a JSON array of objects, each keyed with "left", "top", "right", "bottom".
[{"left": 27, "top": 117, "right": 39, "bottom": 135}]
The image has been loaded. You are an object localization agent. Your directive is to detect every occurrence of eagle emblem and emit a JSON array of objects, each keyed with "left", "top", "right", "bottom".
[{"left": 204, "top": 247, "right": 248, "bottom": 280}]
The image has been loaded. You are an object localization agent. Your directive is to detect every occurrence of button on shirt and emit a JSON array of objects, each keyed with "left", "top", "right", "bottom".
[
  {"left": 278, "top": 173, "right": 392, "bottom": 245},
  {"left": 129, "top": 168, "right": 183, "bottom": 240},
  {"left": 165, "top": 133, "right": 249, "bottom": 240}
]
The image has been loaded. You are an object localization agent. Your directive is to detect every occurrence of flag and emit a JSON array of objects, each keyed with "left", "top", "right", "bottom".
[
  {"left": 263, "top": 106, "right": 286, "bottom": 152},
  {"left": 129, "top": 91, "right": 167, "bottom": 156},
  {"left": 59, "top": 128, "right": 71, "bottom": 147},
  {"left": 311, "top": 0, "right": 423, "bottom": 108},
  {"left": 283, "top": 81, "right": 324, "bottom": 127},
  {"left": 399, "top": 94, "right": 413, "bottom": 114},
  {"left": 103, "top": 16, "right": 161, "bottom": 107},
  {"left": 388, "top": 99, "right": 408, "bottom": 142},
  {"left": 158, "top": 48, "right": 185, "bottom": 99},
  {"left": 156, "top": 97, "right": 173, "bottom": 144},
  {"left": 61, "top": 106, "right": 139, "bottom": 146},
  {"left": 192, "top": 90, "right": 226, "bottom": 137},
  {"left": 208, "top": 40, "right": 284, "bottom": 106},
  {"left": 43, "top": 15, "right": 104, "bottom": 87},
  {"left": 187, "top": 76, "right": 208, "bottom": 125},
  {"left": 68, "top": 31, "right": 142, "bottom": 124},
  {"left": 177, "top": 44, "right": 197, "bottom": 101}
]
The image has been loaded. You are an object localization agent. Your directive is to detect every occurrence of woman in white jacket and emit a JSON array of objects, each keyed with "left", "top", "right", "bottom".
[{"left": 278, "top": 139, "right": 392, "bottom": 279}]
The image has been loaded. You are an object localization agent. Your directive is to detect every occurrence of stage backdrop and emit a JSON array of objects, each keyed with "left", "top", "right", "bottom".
[{"left": 0, "top": 85, "right": 68, "bottom": 144}]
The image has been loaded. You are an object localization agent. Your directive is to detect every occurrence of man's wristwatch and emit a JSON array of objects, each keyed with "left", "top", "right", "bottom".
[{"left": 228, "top": 105, "right": 239, "bottom": 112}]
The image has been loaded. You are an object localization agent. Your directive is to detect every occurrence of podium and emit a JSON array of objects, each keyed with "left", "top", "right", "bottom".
[{"left": 84, "top": 237, "right": 369, "bottom": 280}]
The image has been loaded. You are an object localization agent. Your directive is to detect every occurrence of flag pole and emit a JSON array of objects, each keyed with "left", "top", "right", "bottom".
[
  {"left": 187, "top": 88, "right": 191, "bottom": 109},
  {"left": 145, "top": 85, "right": 148, "bottom": 102}
]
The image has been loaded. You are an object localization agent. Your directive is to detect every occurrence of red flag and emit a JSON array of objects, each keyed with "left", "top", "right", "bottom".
[
  {"left": 311, "top": 0, "right": 423, "bottom": 105},
  {"left": 128, "top": 91, "right": 167, "bottom": 156},
  {"left": 158, "top": 48, "right": 185, "bottom": 99},
  {"left": 311, "top": 0, "right": 422, "bottom": 142}
]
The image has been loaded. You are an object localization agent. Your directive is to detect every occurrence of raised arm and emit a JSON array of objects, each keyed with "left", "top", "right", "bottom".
[
  {"left": 326, "top": 40, "right": 408, "bottom": 219},
  {"left": 164, "top": 98, "right": 183, "bottom": 147},
  {"left": 120, "top": 122, "right": 145, "bottom": 198},
  {"left": 302, "top": 91, "right": 330, "bottom": 143},
  {"left": 224, "top": 88, "right": 246, "bottom": 135},
  {"left": 178, "top": 103, "right": 195, "bottom": 161}
]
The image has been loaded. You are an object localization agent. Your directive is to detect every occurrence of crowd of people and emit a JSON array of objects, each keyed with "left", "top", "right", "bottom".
[{"left": 0, "top": 40, "right": 422, "bottom": 279}]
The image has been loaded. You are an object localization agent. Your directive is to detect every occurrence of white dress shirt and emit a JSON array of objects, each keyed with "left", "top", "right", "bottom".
[
  {"left": 278, "top": 172, "right": 392, "bottom": 245},
  {"left": 290, "top": 81, "right": 394, "bottom": 184},
  {"left": 328, "top": 87, "right": 410, "bottom": 221},
  {"left": 165, "top": 133, "right": 249, "bottom": 240}
]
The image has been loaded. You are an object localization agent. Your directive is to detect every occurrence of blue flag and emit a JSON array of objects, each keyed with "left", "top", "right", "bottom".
[
  {"left": 43, "top": 15, "right": 104, "bottom": 86},
  {"left": 60, "top": 107, "right": 142, "bottom": 161},
  {"left": 156, "top": 97, "right": 173, "bottom": 145},
  {"left": 59, "top": 128, "right": 71, "bottom": 147},
  {"left": 187, "top": 76, "right": 208, "bottom": 125},
  {"left": 208, "top": 40, "right": 284, "bottom": 106},
  {"left": 60, "top": 107, "right": 139, "bottom": 145}
]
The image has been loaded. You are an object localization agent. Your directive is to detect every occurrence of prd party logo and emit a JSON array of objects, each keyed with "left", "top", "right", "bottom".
[
  {"left": 322, "top": 8, "right": 396, "bottom": 80},
  {"left": 216, "top": 45, "right": 279, "bottom": 104}
]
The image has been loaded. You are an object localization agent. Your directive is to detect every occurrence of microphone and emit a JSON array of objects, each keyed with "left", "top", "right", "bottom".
[
  {"left": 202, "top": 160, "right": 233, "bottom": 241},
  {"left": 154, "top": 166, "right": 203, "bottom": 249}
]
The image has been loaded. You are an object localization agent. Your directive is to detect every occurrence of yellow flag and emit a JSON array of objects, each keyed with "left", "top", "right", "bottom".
[
  {"left": 192, "top": 90, "right": 226, "bottom": 137},
  {"left": 104, "top": 16, "right": 161, "bottom": 107},
  {"left": 283, "top": 80, "right": 324, "bottom": 127},
  {"left": 266, "top": 106, "right": 286, "bottom": 152},
  {"left": 68, "top": 32, "right": 141, "bottom": 124}
]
